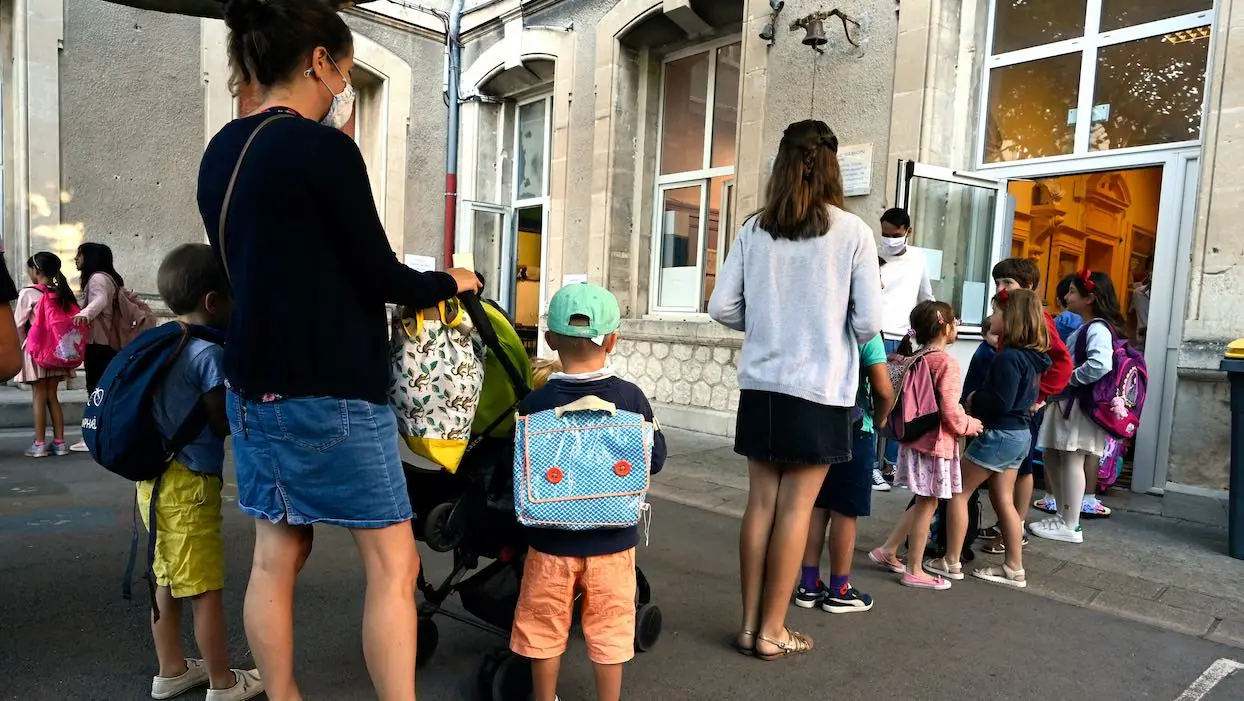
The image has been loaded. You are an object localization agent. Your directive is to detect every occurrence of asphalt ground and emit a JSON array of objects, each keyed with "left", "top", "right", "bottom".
[{"left": 1, "top": 435, "right": 1242, "bottom": 700}]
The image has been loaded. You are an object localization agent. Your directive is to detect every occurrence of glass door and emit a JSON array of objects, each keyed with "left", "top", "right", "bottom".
[
  {"left": 461, "top": 201, "right": 511, "bottom": 307},
  {"left": 895, "top": 161, "right": 1016, "bottom": 330}
]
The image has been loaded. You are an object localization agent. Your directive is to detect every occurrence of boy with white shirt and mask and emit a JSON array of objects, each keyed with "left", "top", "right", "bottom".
[{"left": 875, "top": 208, "right": 935, "bottom": 487}]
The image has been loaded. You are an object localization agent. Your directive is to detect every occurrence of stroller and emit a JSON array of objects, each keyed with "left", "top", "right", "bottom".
[{"left": 403, "top": 294, "right": 662, "bottom": 701}]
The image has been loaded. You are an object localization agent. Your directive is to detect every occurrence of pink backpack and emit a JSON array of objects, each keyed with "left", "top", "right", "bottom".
[
  {"left": 26, "top": 285, "right": 86, "bottom": 369},
  {"left": 113, "top": 287, "right": 156, "bottom": 348},
  {"left": 880, "top": 348, "right": 942, "bottom": 443},
  {"left": 1067, "top": 320, "right": 1148, "bottom": 440}
]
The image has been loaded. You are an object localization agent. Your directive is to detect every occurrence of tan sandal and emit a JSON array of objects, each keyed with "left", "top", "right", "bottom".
[{"left": 754, "top": 628, "right": 814, "bottom": 661}]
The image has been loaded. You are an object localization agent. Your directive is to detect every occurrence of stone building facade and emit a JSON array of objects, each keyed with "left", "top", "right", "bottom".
[{"left": 2, "top": 0, "right": 1242, "bottom": 521}]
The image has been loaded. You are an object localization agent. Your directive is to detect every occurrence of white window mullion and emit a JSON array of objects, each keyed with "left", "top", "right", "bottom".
[
  {"left": 701, "top": 49, "right": 717, "bottom": 171},
  {"left": 1073, "top": 0, "right": 1104, "bottom": 154}
]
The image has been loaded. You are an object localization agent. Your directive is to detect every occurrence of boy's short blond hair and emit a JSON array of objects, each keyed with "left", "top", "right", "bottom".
[{"left": 531, "top": 357, "right": 562, "bottom": 389}]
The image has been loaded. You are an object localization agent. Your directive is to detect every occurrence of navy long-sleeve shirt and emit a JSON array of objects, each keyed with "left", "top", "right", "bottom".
[
  {"left": 517, "top": 376, "right": 666, "bottom": 557},
  {"left": 197, "top": 111, "right": 458, "bottom": 404},
  {"left": 969, "top": 347, "right": 1053, "bottom": 430}
]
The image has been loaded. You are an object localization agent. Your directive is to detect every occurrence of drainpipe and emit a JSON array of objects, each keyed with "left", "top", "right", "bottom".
[
  {"left": 443, "top": 0, "right": 464, "bottom": 269},
  {"left": 11, "top": 0, "right": 29, "bottom": 273}
]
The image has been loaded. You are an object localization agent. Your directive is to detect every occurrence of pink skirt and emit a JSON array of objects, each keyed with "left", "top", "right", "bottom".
[
  {"left": 14, "top": 351, "right": 75, "bottom": 385},
  {"left": 894, "top": 444, "right": 961, "bottom": 500}
]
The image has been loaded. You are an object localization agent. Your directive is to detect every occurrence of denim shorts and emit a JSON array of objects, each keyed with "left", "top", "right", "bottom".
[
  {"left": 964, "top": 427, "right": 1032, "bottom": 473},
  {"left": 227, "top": 393, "right": 413, "bottom": 529},
  {"left": 814, "top": 426, "right": 875, "bottom": 517}
]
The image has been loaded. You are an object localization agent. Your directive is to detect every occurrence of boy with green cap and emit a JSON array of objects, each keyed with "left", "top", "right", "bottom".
[{"left": 509, "top": 282, "right": 667, "bottom": 701}]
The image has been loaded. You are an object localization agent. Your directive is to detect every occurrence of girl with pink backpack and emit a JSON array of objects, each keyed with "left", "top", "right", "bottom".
[
  {"left": 14, "top": 252, "right": 83, "bottom": 457},
  {"left": 1029, "top": 270, "right": 1141, "bottom": 545},
  {"left": 868, "top": 301, "right": 982, "bottom": 590}
]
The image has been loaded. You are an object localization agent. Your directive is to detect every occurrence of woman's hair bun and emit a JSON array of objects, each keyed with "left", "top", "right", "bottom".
[{"left": 223, "top": 0, "right": 268, "bottom": 30}]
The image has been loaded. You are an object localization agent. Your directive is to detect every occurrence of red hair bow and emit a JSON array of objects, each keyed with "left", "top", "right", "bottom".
[
  {"left": 997, "top": 288, "right": 1010, "bottom": 304},
  {"left": 1078, "top": 268, "right": 1097, "bottom": 293}
]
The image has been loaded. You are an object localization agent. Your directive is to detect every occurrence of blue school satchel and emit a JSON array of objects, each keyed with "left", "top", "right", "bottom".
[{"left": 514, "top": 396, "right": 655, "bottom": 530}]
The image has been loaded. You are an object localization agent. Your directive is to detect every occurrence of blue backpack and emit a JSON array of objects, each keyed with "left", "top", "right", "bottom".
[
  {"left": 81, "top": 321, "right": 224, "bottom": 616},
  {"left": 83, "top": 321, "right": 223, "bottom": 481}
]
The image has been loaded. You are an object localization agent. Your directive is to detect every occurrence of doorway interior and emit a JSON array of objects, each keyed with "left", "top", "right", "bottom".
[{"left": 896, "top": 151, "right": 1199, "bottom": 494}]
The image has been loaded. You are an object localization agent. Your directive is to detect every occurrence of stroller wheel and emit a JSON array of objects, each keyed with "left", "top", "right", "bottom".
[
  {"left": 416, "top": 617, "right": 438, "bottom": 669},
  {"left": 475, "top": 648, "right": 506, "bottom": 700},
  {"left": 634, "top": 603, "right": 662, "bottom": 653},
  {"left": 425, "top": 501, "right": 465, "bottom": 553},
  {"left": 490, "top": 651, "right": 532, "bottom": 701}
]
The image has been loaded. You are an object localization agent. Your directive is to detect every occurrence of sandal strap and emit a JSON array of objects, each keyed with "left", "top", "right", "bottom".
[{"left": 757, "top": 628, "right": 813, "bottom": 653}]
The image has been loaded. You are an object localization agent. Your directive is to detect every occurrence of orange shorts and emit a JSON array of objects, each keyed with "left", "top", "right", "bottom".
[{"left": 510, "top": 547, "right": 637, "bottom": 665}]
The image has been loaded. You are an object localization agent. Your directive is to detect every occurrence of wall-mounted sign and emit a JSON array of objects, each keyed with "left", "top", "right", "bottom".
[{"left": 839, "top": 143, "right": 873, "bottom": 197}]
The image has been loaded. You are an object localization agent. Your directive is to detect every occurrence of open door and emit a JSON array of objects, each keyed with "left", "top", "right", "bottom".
[
  {"left": 895, "top": 161, "right": 1016, "bottom": 331},
  {"left": 460, "top": 201, "right": 511, "bottom": 309}
]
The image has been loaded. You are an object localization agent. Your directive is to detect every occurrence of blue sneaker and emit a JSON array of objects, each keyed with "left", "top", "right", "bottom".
[
  {"left": 821, "top": 584, "right": 874, "bottom": 614},
  {"left": 793, "top": 581, "right": 827, "bottom": 609}
]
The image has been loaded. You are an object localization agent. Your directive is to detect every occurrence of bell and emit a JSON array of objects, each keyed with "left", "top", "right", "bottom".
[{"left": 802, "top": 19, "right": 828, "bottom": 47}]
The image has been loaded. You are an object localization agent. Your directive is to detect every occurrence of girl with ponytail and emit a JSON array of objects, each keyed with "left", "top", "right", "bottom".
[{"left": 14, "top": 252, "right": 79, "bottom": 457}]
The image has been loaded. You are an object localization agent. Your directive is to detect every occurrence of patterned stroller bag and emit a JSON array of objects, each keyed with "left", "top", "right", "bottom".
[{"left": 513, "top": 396, "right": 655, "bottom": 530}]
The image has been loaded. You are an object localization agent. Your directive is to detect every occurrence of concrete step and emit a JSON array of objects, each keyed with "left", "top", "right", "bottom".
[{"left": 0, "top": 385, "right": 87, "bottom": 430}]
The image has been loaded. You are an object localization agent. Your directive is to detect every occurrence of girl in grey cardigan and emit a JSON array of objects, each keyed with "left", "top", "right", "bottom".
[{"left": 709, "top": 119, "right": 882, "bottom": 661}]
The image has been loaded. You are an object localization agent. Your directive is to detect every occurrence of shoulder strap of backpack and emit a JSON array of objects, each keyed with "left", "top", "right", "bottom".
[{"left": 218, "top": 113, "right": 293, "bottom": 283}]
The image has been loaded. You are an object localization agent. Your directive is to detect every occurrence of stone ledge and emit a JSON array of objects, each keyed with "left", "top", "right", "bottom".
[
  {"left": 652, "top": 402, "right": 735, "bottom": 438},
  {"left": 621, "top": 318, "right": 742, "bottom": 348},
  {"left": 1162, "top": 482, "right": 1230, "bottom": 528}
]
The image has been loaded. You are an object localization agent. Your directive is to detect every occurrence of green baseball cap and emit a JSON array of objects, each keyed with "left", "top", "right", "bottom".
[{"left": 547, "top": 282, "right": 621, "bottom": 342}]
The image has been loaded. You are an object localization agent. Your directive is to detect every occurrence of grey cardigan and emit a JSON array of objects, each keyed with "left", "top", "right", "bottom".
[{"left": 708, "top": 206, "right": 884, "bottom": 407}]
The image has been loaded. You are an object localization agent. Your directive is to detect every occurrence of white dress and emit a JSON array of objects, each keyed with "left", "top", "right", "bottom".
[{"left": 1038, "top": 322, "right": 1111, "bottom": 457}]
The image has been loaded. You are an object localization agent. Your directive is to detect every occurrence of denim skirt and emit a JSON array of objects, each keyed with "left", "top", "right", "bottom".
[
  {"left": 963, "top": 427, "right": 1032, "bottom": 472},
  {"left": 227, "top": 393, "right": 413, "bottom": 529}
]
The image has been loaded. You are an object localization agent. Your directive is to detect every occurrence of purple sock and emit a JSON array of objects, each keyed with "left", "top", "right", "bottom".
[
  {"left": 828, "top": 574, "right": 850, "bottom": 595},
  {"left": 800, "top": 566, "right": 820, "bottom": 590}
]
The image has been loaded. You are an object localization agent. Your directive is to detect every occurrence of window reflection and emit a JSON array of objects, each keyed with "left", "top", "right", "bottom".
[
  {"left": 1090, "top": 27, "right": 1211, "bottom": 151},
  {"left": 992, "top": 0, "right": 1087, "bottom": 54},
  {"left": 984, "top": 53, "right": 1081, "bottom": 163},
  {"left": 1100, "top": 0, "right": 1212, "bottom": 32}
]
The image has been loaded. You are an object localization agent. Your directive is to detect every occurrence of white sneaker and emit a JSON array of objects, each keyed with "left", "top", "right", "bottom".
[
  {"left": 1028, "top": 518, "right": 1083, "bottom": 544},
  {"left": 69, "top": 439, "right": 89, "bottom": 453},
  {"left": 205, "top": 669, "right": 264, "bottom": 701},
  {"left": 871, "top": 468, "right": 892, "bottom": 492},
  {"left": 151, "top": 659, "right": 209, "bottom": 700}
]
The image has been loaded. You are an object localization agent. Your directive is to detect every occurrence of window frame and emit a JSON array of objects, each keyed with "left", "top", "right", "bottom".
[
  {"left": 976, "top": 1, "right": 1216, "bottom": 169},
  {"left": 649, "top": 34, "right": 743, "bottom": 315}
]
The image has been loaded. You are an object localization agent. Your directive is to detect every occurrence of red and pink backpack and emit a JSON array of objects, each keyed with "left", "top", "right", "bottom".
[
  {"left": 881, "top": 348, "right": 942, "bottom": 443},
  {"left": 26, "top": 285, "right": 86, "bottom": 370},
  {"left": 1068, "top": 319, "right": 1148, "bottom": 440}
]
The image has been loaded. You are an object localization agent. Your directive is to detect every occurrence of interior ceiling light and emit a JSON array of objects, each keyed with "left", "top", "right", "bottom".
[{"left": 1161, "top": 26, "right": 1211, "bottom": 44}]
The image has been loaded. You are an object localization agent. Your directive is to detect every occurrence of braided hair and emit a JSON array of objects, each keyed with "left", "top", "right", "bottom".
[{"left": 756, "top": 120, "right": 845, "bottom": 241}]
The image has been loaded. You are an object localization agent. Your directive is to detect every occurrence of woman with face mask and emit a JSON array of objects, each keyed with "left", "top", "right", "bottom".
[{"left": 196, "top": 2, "right": 480, "bottom": 698}]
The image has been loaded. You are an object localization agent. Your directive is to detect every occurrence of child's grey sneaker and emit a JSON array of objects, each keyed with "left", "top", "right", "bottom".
[
  {"left": 51, "top": 441, "right": 70, "bottom": 457},
  {"left": 151, "top": 658, "right": 209, "bottom": 700},
  {"left": 205, "top": 669, "right": 264, "bottom": 701},
  {"left": 24, "top": 442, "right": 49, "bottom": 458}
]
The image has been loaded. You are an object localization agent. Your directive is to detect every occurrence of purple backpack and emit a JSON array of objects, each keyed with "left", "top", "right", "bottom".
[
  {"left": 1069, "top": 320, "right": 1148, "bottom": 440},
  {"left": 880, "top": 349, "right": 941, "bottom": 443}
]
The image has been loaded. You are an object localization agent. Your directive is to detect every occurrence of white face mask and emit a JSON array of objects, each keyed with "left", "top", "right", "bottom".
[
  {"left": 314, "top": 57, "right": 356, "bottom": 130},
  {"left": 880, "top": 236, "right": 907, "bottom": 255}
]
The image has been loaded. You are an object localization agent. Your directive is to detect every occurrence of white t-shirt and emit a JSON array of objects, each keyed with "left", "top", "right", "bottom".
[{"left": 879, "top": 249, "right": 935, "bottom": 337}]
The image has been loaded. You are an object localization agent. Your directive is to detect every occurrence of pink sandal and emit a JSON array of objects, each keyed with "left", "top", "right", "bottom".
[
  {"left": 869, "top": 548, "right": 905, "bottom": 574},
  {"left": 900, "top": 572, "right": 952, "bottom": 591}
]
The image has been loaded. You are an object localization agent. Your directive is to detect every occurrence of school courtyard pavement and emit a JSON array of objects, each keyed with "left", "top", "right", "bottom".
[{"left": 2, "top": 426, "right": 1244, "bottom": 700}]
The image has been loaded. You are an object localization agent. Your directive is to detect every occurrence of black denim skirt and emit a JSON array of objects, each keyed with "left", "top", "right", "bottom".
[{"left": 733, "top": 389, "right": 853, "bottom": 466}]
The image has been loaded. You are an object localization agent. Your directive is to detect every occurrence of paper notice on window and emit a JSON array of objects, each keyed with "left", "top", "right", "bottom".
[
  {"left": 404, "top": 254, "right": 436, "bottom": 273},
  {"left": 838, "top": 143, "right": 873, "bottom": 198}
]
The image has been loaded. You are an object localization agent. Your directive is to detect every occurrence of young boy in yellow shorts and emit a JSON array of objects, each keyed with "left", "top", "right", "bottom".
[
  {"left": 510, "top": 282, "right": 667, "bottom": 701},
  {"left": 138, "top": 244, "right": 263, "bottom": 701}
]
